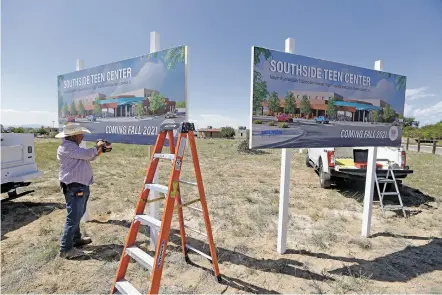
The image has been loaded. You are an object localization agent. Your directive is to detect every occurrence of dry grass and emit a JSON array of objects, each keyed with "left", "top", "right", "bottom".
[{"left": 1, "top": 138, "right": 442, "bottom": 293}]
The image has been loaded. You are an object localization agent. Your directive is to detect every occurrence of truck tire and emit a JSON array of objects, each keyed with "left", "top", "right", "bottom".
[
  {"left": 305, "top": 154, "right": 311, "bottom": 167},
  {"left": 318, "top": 159, "right": 331, "bottom": 188}
]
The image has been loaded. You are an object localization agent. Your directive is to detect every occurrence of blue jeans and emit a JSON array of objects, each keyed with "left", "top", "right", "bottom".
[{"left": 60, "top": 183, "right": 90, "bottom": 252}]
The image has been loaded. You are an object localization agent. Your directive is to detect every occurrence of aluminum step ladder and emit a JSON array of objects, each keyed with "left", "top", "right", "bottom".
[
  {"left": 375, "top": 165, "right": 407, "bottom": 217},
  {"left": 110, "top": 122, "right": 221, "bottom": 294}
]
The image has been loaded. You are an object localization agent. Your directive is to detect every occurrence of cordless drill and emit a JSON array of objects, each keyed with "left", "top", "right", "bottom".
[{"left": 97, "top": 139, "right": 112, "bottom": 153}]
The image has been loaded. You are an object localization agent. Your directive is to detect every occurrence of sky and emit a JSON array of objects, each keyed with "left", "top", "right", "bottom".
[{"left": 1, "top": 0, "right": 442, "bottom": 129}]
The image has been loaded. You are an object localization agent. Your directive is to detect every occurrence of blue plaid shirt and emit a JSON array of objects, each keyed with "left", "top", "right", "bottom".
[{"left": 57, "top": 139, "right": 99, "bottom": 186}]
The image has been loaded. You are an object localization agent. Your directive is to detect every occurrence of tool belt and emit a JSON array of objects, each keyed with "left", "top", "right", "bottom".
[{"left": 60, "top": 182, "right": 86, "bottom": 194}]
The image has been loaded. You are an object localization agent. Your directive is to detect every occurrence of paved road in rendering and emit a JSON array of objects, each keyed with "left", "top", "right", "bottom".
[{"left": 251, "top": 116, "right": 402, "bottom": 149}]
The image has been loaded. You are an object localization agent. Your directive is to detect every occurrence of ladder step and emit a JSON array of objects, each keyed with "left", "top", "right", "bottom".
[
  {"left": 154, "top": 153, "right": 175, "bottom": 161},
  {"left": 382, "top": 192, "right": 400, "bottom": 196},
  {"left": 145, "top": 183, "right": 168, "bottom": 194},
  {"left": 180, "top": 179, "right": 197, "bottom": 186},
  {"left": 378, "top": 178, "right": 396, "bottom": 183},
  {"left": 115, "top": 280, "right": 142, "bottom": 295},
  {"left": 125, "top": 246, "right": 154, "bottom": 270},
  {"left": 383, "top": 205, "right": 406, "bottom": 210},
  {"left": 134, "top": 215, "right": 161, "bottom": 228},
  {"left": 186, "top": 244, "right": 212, "bottom": 261},
  {"left": 188, "top": 206, "right": 203, "bottom": 212},
  {"left": 185, "top": 225, "right": 208, "bottom": 237}
]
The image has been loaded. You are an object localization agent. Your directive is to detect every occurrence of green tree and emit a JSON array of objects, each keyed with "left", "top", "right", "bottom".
[
  {"left": 36, "top": 126, "right": 48, "bottom": 135},
  {"left": 327, "top": 97, "right": 338, "bottom": 120},
  {"left": 372, "top": 110, "right": 380, "bottom": 123},
  {"left": 252, "top": 47, "right": 272, "bottom": 115},
  {"left": 300, "top": 95, "right": 311, "bottom": 117},
  {"left": 149, "top": 91, "right": 166, "bottom": 114},
  {"left": 220, "top": 126, "right": 236, "bottom": 138},
  {"left": 136, "top": 102, "right": 144, "bottom": 117},
  {"left": 382, "top": 104, "right": 395, "bottom": 123},
  {"left": 78, "top": 100, "right": 86, "bottom": 117},
  {"left": 63, "top": 102, "right": 69, "bottom": 117},
  {"left": 94, "top": 97, "right": 101, "bottom": 116},
  {"left": 284, "top": 91, "right": 296, "bottom": 114},
  {"left": 268, "top": 91, "right": 281, "bottom": 114},
  {"left": 253, "top": 71, "right": 268, "bottom": 114},
  {"left": 176, "top": 101, "right": 186, "bottom": 108},
  {"left": 12, "top": 127, "right": 25, "bottom": 133},
  {"left": 58, "top": 75, "right": 64, "bottom": 114},
  {"left": 70, "top": 101, "right": 78, "bottom": 116},
  {"left": 146, "top": 46, "right": 185, "bottom": 71}
]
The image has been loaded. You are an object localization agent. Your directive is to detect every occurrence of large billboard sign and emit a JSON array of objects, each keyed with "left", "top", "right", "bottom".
[
  {"left": 57, "top": 45, "right": 188, "bottom": 145},
  {"left": 249, "top": 46, "right": 407, "bottom": 149}
]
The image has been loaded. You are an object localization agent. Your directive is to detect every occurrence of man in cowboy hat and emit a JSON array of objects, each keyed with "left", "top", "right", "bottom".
[{"left": 56, "top": 123, "right": 106, "bottom": 259}]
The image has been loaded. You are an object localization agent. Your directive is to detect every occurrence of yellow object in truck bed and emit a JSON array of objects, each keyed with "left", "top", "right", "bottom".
[{"left": 336, "top": 158, "right": 355, "bottom": 168}]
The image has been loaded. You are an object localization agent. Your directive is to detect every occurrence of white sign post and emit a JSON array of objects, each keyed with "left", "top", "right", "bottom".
[
  {"left": 277, "top": 37, "right": 295, "bottom": 254},
  {"left": 149, "top": 31, "right": 160, "bottom": 249},
  {"left": 361, "top": 60, "right": 383, "bottom": 237},
  {"left": 75, "top": 58, "right": 91, "bottom": 223}
]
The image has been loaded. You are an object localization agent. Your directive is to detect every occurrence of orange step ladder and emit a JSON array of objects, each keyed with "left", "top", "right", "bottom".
[{"left": 110, "top": 122, "right": 221, "bottom": 294}]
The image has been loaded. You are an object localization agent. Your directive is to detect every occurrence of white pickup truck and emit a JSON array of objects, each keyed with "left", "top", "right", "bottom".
[
  {"left": 306, "top": 146, "right": 413, "bottom": 188},
  {"left": 1, "top": 133, "right": 43, "bottom": 197}
]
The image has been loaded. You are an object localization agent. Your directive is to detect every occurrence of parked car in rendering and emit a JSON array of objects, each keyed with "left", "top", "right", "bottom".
[
  {"left": 315, "top": 116, "right": 329, "bottom": 124},
  {"left": 276, "top": 113, "right": 293, "bottom": 122}
]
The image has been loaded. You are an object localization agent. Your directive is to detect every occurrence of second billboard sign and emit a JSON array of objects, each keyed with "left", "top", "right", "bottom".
[{"left": 249, "top": 46, "right": 407, "bottom": 149}]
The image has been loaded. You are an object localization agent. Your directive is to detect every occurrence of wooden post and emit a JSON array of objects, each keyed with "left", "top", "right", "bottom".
[
  {"left": 418, "top": 138, "right": 421, "bottom": 152},
  {"left": 433, "top": 139, "right": 437, "bottom": 154},
  {"left": 406, "top": 137, "right": 409, "bottom": 151}
]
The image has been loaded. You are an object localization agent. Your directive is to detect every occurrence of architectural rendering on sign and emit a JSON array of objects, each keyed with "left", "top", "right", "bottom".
[
  {"left": 57, "top": 45, "right": 188, "bottom": 145},
  {"left": 249, "top": 46, "right": 407, "bottom": 149}
]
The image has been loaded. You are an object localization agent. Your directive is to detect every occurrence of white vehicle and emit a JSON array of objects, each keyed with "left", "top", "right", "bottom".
[
  {"left": 1, "top": 133, "right": 43, "bottom": 197},
  {"left": 306, "top": 146, "right": 413, "bottom": 188}
]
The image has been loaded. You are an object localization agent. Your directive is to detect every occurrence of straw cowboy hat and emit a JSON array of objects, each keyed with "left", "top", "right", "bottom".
[{"left": 55, "top": 123, "right": 91, "bottom": 138}]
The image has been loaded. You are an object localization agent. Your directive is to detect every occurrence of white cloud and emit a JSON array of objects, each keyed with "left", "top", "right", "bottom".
[
  {"left": 405, "top": 100, "right": 442, "bottom": 126},
  {"left": 111, "top": 60, "right": 166, "bottom": 96},
  {"left": 189, "top": 114, "right": 247, "bottom": 130},
  {"left": 1, "top": 109, "right": 58, "bottom": 127},
  {"left": 405, "top": 87, "right": 435, "bottom": 101}
]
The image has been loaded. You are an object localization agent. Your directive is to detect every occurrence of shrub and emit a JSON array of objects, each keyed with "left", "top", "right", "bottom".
[
  {"left": 253, "top": 120, "right": 262, "bottom": 124},
  {"left": 220, "top": 126, "right": 235, "bottom": 138},
  {"left": 237, "top": 135, "right": 268, "bottom": 155},
  {"left": 268, "top": 121, "right": 276, "bottom": 126},
  {"left": 278, "top": 122, "right": 289, "bottom": 128}
]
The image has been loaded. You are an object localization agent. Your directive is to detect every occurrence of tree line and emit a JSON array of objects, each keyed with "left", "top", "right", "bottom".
[{"left": 402, "top": 119, "right": 442, "bottom": 140}]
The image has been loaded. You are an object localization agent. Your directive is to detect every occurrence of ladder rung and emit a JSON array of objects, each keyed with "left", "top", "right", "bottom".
[
  {"left": 115, "top": 280, "right": 142, "bottom": 295},
  {"left": 145, "top": 183, "right": 168, "bottom": 194},
  {"left": 180, "top": 179, "right": 197, "bottom": 186},
  {"left": 135, "top": 215, "right": 161, "bottom": 228},
  {"left": 186, "top": 244, "right": 212, "bottom": 261},
  {"left": 185, "top": 225, "right": 208, "bottom": 237},
  {"left": 382, "top": 192, "right": 400, "bottom": 196},
  {"left": 383, "top": 205, "right": 406, "bottom": 210},
  {"left": 174, "top": 198, "right": 201, "bottom": 212},
  {"left": 378, "top": 178, "right": 395, "bottom": 183},
  {"left": 154, "top": 153, "right": 175, "bottom": 161},
  {"left": 188, "top": 206, "right": 203, "bottom": 212},
  {"left": 125, "top": 246, "right": 154, "bottom": 270}
]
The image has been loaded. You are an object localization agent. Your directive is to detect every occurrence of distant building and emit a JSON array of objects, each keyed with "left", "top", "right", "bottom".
[
  {"left": 197, "top": 127, "right": 222, "bottom": 138},
  {"left": 234, "top": 127, "right": 249, "bottom": 139}
]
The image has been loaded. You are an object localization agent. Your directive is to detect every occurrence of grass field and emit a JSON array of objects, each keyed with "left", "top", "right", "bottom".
[{"left": 1, "top": 138, "right": 442, "bottom": 294}]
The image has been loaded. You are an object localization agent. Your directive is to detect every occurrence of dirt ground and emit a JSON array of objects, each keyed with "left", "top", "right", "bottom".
[{"left": 1, "top": 138, "right": 441, "bottom": 294}]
